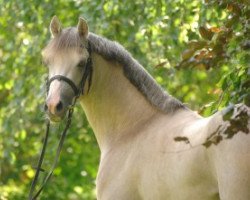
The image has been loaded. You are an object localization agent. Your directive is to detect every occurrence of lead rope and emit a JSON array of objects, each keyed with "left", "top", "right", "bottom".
[
  {"left": 28, "top": 96, "right": 77, "bottom": 200},
  {"left": 28, "top": 44, "right": 92, "bottom": 200},
  {"left": 28, "top": 120, "right": 50, "bottom": 200}
]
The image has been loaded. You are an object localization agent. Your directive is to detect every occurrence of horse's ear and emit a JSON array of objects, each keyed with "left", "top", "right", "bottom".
[
  {"left": 50, "top": 16, "right": 62, "bottom": 37},
  {"left": 77, "top": 17, "right": 88, "bottom": 38}
]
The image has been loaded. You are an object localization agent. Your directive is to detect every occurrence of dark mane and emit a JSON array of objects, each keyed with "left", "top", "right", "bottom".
[
  {"left": 45, "top": 28, "right": 88, "bottom": 52},
  {"left": 88, "top": 33, "right": 186, "bottom": 113}
]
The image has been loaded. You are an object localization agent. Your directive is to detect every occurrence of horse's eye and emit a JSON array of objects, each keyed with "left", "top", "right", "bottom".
[{"left": 77, "top": 60, "right": 86, "bottom": 68}]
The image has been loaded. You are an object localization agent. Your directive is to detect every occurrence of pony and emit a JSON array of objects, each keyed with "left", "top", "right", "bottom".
[{"left": 42, "top": 16, "right": 250, "bottom": 200}]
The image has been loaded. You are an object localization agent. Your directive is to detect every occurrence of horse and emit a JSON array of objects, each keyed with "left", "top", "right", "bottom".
[{"left": 42, "top": 16, "right": 250, "bottom": 200}]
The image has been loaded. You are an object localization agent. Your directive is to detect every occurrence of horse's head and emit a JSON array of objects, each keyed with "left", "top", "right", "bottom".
[{"left": 42, "top": 16, "right": 90, "bottom": 122}]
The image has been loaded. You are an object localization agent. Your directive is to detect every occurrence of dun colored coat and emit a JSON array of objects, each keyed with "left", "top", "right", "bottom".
[{"left": 42, "top": 16, "right": 250, "bottom": 200}]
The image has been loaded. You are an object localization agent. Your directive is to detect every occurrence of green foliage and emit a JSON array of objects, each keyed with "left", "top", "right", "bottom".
[
  {"left": 178, "top": 0, "right": 250, "bottom": 114},
  {"left": 0, "top": 0, "right": 249, "bottom": 199}
]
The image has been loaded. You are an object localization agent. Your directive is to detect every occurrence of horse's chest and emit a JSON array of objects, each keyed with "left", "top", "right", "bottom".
[{"left": 96, "top": 145, "right": 218, "bottom": 200}]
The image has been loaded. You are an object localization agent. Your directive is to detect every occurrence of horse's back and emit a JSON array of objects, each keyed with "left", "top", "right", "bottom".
[
  {"left": 96, "top": 110, "right": 219, "bottom": 200},
  {"left": 206, "top": 106, "right": 250, "bottom": 200},
  {"left": 129, "top": 110, "right": 220, "bottom": 199},
  {"left": 211, "top": 133, "right": 250, "bottom": 200},
  {"left": 96, "top": 107, "right": 250, "bottom": 200},
  {"left": 210, "top": 130, "right": 250, "bottom": 199},
  {"left": 146, "top": 107, "right": 250, "bottom": 200}
]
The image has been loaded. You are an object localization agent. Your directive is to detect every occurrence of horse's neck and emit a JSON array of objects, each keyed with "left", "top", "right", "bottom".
[{"left": 80, "top": 53, "right": 159, "bottom": 152}]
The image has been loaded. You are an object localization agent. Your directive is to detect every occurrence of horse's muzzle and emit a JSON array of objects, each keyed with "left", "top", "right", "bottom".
[{"left": 45, "top": 96, "right": 70, "bottom": 122}]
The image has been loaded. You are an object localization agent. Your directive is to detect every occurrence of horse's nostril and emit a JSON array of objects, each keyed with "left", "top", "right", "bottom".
[{"left": 56, "top": 101, "right": 63, "bottom": 112}]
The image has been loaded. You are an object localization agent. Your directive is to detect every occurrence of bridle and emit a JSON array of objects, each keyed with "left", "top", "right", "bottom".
[
  {"left": 28, "top": 44, "right": 92, "bottom": 200},
  {"left": 46, "top": 44, "right": 93, "bottom": 96},
  {"left": 47, "top": 75, "right": 79, "bottom": 96}
]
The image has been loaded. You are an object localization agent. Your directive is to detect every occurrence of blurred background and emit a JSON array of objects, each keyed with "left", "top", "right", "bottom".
[{"left": 0, "top": 0, "right": 249, "bottom": 199}]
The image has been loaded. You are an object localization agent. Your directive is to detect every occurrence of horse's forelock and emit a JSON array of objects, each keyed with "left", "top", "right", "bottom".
[{"left": 46, "top": 28, "right": 87, "bottom": 52}]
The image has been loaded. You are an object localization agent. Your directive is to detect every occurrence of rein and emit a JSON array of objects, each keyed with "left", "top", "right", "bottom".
[{"left": 28, "top": 44, "right": 92, "bottom": 200}]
